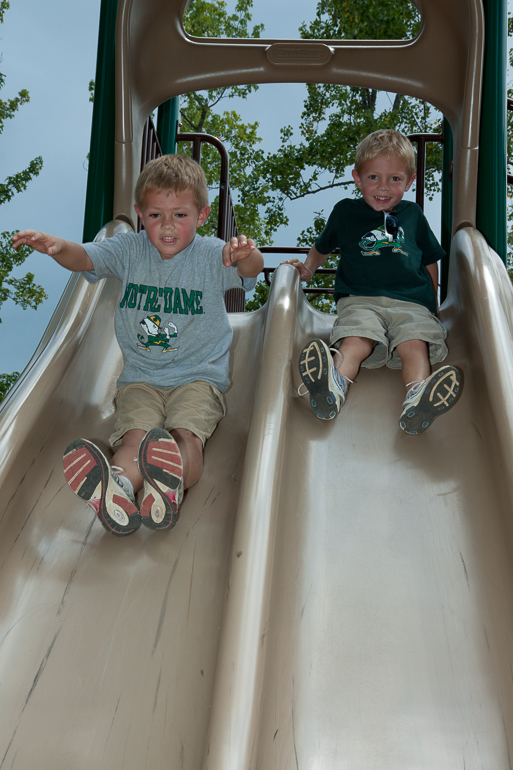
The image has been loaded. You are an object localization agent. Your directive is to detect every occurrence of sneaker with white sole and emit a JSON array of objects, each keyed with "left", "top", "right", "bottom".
[
  {"left": 137, "top": 428, "right": 184, "bottom": 530},
  {"left": 63, "top": 438, "right": 141, "bottom": 536},
  {"left": 399, "top": 365, "right": 462, "bottom": 435},
  {"left": 298, "top": 338, "right": 349, "bottom": 420}
]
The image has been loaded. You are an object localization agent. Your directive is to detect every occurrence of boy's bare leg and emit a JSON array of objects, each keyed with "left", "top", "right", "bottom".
[
  {"left": 169, "top": 428, "right": 203, "bottom": 489},
  {"left": 111, "top": 427, "right": 203, "bottom": 491},
  {"left": 135, "top": 427, "right": 203, "bottom": 531},
  {"left": 395, "top": 339, "right": 430, "bottom": 391},
  {"left": 298, "top": 335, "right": 377, "bottom": 421},
  {"left": 334, "top": 336, "right": 377, "bottom": 381},
  {"left": 397, "top": 338, "right": 461, "bottom": 434},
  {"left": 111, "top": 428, "right": 146, "bottom": 492}
]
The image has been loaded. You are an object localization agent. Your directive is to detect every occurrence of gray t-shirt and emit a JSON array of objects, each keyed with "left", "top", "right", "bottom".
[{"left": 83, "top": 231, "right": 256, "bottom": 392}]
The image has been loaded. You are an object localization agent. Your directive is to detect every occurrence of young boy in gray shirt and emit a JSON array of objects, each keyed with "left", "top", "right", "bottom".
[{"left": 13, "top": 155, "right": 263, "bottom": 536}]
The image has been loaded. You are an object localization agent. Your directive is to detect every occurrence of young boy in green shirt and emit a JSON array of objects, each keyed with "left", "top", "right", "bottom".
[{"left": 283, "top": 129, "right": 461, "bottom": 434}]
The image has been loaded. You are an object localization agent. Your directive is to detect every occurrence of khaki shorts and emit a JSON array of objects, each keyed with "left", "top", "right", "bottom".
[
  {"left": 330, "top": 295, "right": 448, "bottom": 370},
  {"left": 110, "top": 380, "right": 227, "bottom": 447}
]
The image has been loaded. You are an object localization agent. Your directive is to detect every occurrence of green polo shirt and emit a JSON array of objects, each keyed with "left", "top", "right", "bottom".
[{"left": 315, "top": 198, "right": 445, "bottom": 314}]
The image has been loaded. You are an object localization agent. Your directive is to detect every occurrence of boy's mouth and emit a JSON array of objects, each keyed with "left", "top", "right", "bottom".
[{"left": 161, "top": 236, "right": 177, "bottom": 244}]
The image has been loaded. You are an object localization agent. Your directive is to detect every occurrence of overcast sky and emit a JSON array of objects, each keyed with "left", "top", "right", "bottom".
[{"left": 0, "top": 0, "right": 479, "bottom": 377}]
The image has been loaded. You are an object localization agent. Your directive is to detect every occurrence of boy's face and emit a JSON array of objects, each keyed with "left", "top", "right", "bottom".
[
  {"left": 135, "top": 189, "right": 210, "bottom": 259},
  {"left": 352, "top": 155, "right": 415, "bottom": 212}
]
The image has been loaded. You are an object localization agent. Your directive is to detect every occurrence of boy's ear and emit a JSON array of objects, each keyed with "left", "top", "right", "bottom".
[
  {"left": 134, "top": 204, "right": 144, "bottom": 223},
  {"left": 352, "top": 169, "right": 362, "bottom": 188},
  {"left": 405, "top": 174, "right": 416, "bottom": 192},
  {"left": 196, "top": 206, "right": 211, "bottom": 228}
]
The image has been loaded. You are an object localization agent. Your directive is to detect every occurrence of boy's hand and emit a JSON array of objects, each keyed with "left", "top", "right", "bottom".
[
  {"left": 280, "top": 258, "right": 314, "bottom": 282},
  {"left": 222, "top": 235, "right": 257, "bottom": 267},
  {"left": 12, "top": 230, "right": 64, "bottom": 257},
  {"left": 12, "top": 229, "right": 93, "bottom": 272}
]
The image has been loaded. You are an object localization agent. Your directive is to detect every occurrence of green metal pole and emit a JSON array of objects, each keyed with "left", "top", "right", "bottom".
[
  {"left": 83, "top": 0, "right": 120, "bottom": 243},
  {"left": 156, "top": 98, "right": 180, "bottom": 155},
  {"left": 440, "top": 117, "right": 453, "bottom": 301},
  {"left": 476, "top": 0, "right": 507, "bottom": 262}
]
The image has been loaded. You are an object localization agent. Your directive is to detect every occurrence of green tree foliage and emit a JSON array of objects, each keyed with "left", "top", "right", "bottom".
[
  {"left": 0, "top": 370, "right": 19, "bottom": 401},
  {"left": 247, "top": 0, "right": 443, "bottom": 312},
  {"left": 295, "top": 212, "right": 338, "bottom": 313},
  {"left": 257, "top": 0, "right": 440, "bottom": 206},
  {"left": 0, "top": 0, "right": 46, "bottom": 401},
  {"left": 180, "top": 0, "right": 288, "bottom": 243},
  {"left": 244, "top": 279, "right": 270, "bottom": 312}
]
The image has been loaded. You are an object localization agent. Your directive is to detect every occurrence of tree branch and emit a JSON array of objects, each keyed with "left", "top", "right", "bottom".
[{"left": 287, "top": 178, "right": 355, "bottom": 201}]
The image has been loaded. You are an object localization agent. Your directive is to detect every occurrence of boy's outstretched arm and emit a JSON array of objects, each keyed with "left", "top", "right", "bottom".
[
  {"left": 12, "top": 230, "right": 94, "bottom": 272},
  {"left": 280, "top": 245, "right": 329, "bottom": 282},
  {"left": 222, "top": 235, "right": 264, "bottom": 278}
]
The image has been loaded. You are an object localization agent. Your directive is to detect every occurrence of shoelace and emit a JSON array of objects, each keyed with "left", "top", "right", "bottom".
[
  {"left": 404, "top": 380, "right": 424, "bottom": 399},
  {"left": 111, "top": 465, "right": 135, "bottom": 500}
]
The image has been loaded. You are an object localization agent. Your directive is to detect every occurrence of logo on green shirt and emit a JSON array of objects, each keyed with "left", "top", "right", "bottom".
[{"left": 359, "top": 226, "right": 408, "bottom": 256}]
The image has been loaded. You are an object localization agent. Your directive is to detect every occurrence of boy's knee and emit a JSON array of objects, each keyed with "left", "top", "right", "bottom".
[
  {"left": 119, "top": 428, "right": 147, "bottom": 448},
  {"left": 170, "top": 428, "right": 202, "bottom": 450},
  {"left": 396, "top": 338, "right": 428, "bottom": 357},
  {"left": 341, "top": 336, "right": 376, "bottom": 354}
]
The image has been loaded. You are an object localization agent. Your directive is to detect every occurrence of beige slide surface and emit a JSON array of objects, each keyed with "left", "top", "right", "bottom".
[{"left": 1, "top": 228, "right": 513, "bottom": 768}]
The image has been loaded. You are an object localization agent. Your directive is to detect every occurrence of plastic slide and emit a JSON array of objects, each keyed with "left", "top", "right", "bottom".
[
  {"left": 1, "top": 222, "right": 513, "bottom": 768},
  {"left": 1, "top": 0, "right": 512, "bottom": 763}
]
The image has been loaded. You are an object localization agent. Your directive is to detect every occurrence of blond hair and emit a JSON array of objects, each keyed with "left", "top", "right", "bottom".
[
  {"left": 134, "top": 154, "right": 209, "bottom": 210},
  {"left": 354, "top": 130, "right": 416, "bottom": 179}
]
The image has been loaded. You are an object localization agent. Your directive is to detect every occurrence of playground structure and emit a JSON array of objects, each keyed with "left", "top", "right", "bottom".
[{"left": 1, "top": 1, "right": 513, "bottom": 768}]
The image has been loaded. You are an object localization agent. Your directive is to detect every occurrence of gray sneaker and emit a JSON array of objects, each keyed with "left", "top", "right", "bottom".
[
  {"left": 399, "top": 365, "right": 462, "bottom": 434},
  {"left": 298, "top": 338, "right": 349, "bottom": 420},
  {"left": 63, "top": 439, "right": 141, "bottom": 536}
]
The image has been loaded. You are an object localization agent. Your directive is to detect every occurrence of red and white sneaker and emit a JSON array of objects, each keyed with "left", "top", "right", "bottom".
[
  {"left": 137, "top": 429, "right": 184, "bottom": 530},
  {"left": 63, "top": 439, "right": 141, "bottom": 536}
]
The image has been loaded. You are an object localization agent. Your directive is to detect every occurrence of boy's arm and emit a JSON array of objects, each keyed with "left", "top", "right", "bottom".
[
  {"left": 281, "top": 244, "right": 330, "bottom": 282},
  {"left": 427, "top": 262, "right": 439, "bottom": 313},
  {"left": 12, "top": 230, "right": 94, "bottom": 272},
  {"left": 222, "top": 235, "right": 264, "bottom": 278}
]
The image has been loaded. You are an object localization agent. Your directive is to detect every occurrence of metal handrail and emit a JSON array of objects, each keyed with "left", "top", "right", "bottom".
[
  {"left": 407, "top": 128, "right": 445, "bottom": 211},
  {"left": 259, "top": 246, "right": 339, "bottom": 296},
  {"left": 262, "top": 265, "right": 337, "bottom": 296},
  {"left": 174, "top": 131, "right": 241, "bottom": 309},
  {"left": 175, "top": 130, "right": 239, "bottom": 242}
]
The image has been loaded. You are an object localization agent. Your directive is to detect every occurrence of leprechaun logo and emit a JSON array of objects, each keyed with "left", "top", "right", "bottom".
[
  {"left": 138, "top": 315, "right": 178, "bottom": 352},
  {"left": 359, "top": 226, "right": 407, "bottom": 256}
]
